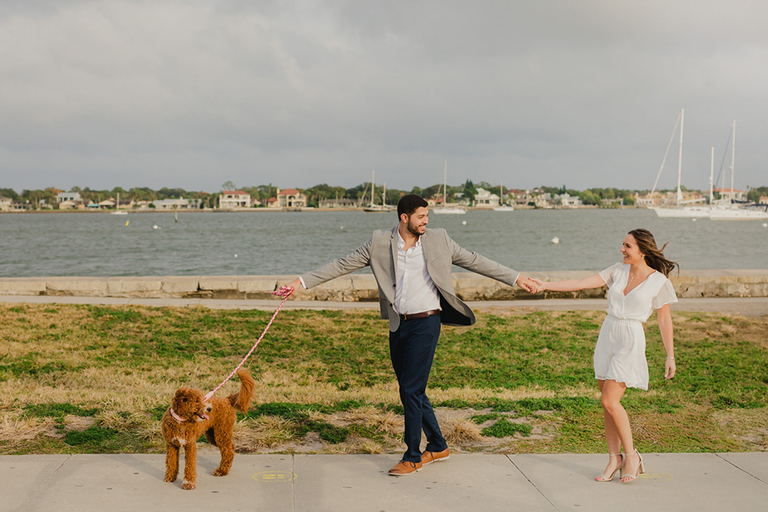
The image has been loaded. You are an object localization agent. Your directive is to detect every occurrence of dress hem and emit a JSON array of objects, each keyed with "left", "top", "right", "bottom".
[{"left": 595, "top": 375, "right": 648, "bottom": 391}]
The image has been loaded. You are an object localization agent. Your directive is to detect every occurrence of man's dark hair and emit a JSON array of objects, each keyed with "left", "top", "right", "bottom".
[{"left": 397, "top": 194, "right": 428, "bottom": 219}]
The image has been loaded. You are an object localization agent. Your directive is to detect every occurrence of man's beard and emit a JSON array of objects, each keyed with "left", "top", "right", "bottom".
[{"left": 407, "top": 220, "right": 424, "bottom": 237}]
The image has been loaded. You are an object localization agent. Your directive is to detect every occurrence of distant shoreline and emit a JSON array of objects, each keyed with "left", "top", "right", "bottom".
[{"left": 0, "top": 204, "right": 642, "bottom": 214}]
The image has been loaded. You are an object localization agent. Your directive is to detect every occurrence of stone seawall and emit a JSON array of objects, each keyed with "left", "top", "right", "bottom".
[{"left": 1, "top": 271, "right": 767, "bottom": 300}]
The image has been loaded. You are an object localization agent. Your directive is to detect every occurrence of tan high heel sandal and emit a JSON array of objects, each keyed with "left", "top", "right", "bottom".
[
  {"left": 621, "top": 450, "right": 645, "bottom": 483},
  {"left": 595, "top": 453, "right": 624, "bottom": 482}
]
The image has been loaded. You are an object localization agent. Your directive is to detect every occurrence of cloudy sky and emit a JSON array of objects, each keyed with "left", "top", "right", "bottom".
[{"left": 2, "top": 0, "right": 767, "bottom": 194}]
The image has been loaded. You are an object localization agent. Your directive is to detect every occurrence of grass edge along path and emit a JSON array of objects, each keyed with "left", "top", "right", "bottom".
[{"left": 0, "top": 304, "right": 766, "bottom": 455}]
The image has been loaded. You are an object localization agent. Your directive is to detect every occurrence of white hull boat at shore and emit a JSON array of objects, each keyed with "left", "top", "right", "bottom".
[
  {"left": 650, "top": 206, "right": 709, "bottom": 218},
  {"left": 432, "top": 207, "right": 467, "bottom": 214},
  {"left": 433, "top": 161, "right": 467, "bottom": 214},
  {"left": 710, "top": 208, "right": 768, "bottom": 221}
]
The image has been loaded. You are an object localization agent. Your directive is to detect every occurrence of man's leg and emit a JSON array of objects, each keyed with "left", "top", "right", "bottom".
[{"left": 389, "top": 315, "right": 445, "bottom": 462}]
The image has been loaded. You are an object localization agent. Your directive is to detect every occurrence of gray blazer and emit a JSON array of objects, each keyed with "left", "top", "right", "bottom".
[{"left": 301, "top": 226, "right": 519, "bottom": 332}]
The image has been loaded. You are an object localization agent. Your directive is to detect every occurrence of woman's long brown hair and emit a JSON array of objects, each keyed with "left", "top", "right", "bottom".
[{"left": 628, "top": 228, "right": 679, "bottom": 277}]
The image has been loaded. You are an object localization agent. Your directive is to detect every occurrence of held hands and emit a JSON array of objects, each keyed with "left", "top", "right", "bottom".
[{"left": 516, "top": 275, "right": 541, "bottom": 294}]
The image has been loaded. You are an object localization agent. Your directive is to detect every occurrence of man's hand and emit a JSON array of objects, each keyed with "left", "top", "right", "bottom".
[
  {"left": 516, "top": 275, "right": 539, "bottom": 294},
  {"left": 283, "top": 277, "right": 303, "bottom": 296}
]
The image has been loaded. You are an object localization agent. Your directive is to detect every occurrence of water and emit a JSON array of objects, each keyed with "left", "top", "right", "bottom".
[{"left": 1, "top": 209, "right": 766, "bottom": 277}]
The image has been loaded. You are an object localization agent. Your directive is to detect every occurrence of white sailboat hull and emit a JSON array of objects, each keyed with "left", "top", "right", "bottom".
[
  {"left": 432, "top": 207, "right": 467, "bottom": 214},
  {"left": 650, "top": 206, "right": 710, "bottom": 218},
  {"left": 363, "top": 205, "right": 392, "bottom": 212},
  {"left": 710, "top": 208, "right": 768, "bottom": 221}
]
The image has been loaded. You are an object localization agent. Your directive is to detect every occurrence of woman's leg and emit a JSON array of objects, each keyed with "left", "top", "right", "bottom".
[
  {"left": 600, "top": 379, "right": 640, "bottom": 480},
  {"left": 597, "top": 379, "right": 624, "bottom": 479}
]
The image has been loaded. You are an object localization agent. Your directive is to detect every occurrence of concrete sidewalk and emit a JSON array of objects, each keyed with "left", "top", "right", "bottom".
[
  {"left": 3, "top": 453, "right": 767, "bottom": 512},
  {"left": 1, "top": 295, "right": 767, "bottom": 316}
]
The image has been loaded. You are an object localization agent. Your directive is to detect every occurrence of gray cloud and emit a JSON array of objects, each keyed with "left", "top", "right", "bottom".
[{"left": 1, "top": 0, "right": 767, "bottom": 193}]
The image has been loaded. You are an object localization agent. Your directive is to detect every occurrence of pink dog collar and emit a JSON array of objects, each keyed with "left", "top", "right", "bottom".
[{"left": 170, "top": 408, "right": 186, "bottom": 423}]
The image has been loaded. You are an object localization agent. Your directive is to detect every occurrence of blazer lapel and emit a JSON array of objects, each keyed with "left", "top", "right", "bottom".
[{"left": 389, "top": 226, "right": 398, "bottom": 287}]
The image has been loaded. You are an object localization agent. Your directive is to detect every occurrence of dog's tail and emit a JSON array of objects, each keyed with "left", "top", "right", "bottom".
[{"left": 228, "top": 368, "right": 256, "bottom": 413}]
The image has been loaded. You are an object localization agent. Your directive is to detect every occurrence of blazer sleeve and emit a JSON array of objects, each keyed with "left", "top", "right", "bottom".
[
  {"left": 444, "top": 231, "right": 519, "bottom": 287},
  {"left": 300, "top": 237, "right": 373, "bottom": 289}
]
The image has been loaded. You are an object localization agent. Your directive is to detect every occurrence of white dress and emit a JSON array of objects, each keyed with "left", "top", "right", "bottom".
[{"left": 594, "top": 263, "right": 678, "bottom": 390}]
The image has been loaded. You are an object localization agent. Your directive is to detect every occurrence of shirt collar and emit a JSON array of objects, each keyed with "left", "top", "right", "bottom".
[{"left": 397, "top": 228, "right": 421, "bottom": 250}]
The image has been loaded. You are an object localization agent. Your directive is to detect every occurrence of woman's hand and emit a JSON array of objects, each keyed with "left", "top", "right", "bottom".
[{"left": 664, "top": 357, "right": 676, "bottom": 379}]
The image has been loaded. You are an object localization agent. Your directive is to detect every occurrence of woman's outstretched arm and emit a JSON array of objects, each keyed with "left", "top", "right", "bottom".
[{"left": 536, "top": 273, "right": 606, "bottom": 292}]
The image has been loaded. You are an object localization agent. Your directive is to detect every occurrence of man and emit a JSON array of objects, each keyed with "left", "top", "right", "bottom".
[{"left": 285, "top": 194, "right": 536, "bottom": 476}]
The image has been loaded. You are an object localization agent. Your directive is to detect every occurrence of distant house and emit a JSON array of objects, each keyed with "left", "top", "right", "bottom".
[
  {"left": 219, "top": 190, "right": 251, "bottom": 209},
  {"left": 714, "top": 188, "right": 747, "bottom": 201},
  {"left": 474, "top": 188, "right": 500, "bottom": 208},
  {"left": 267, "top": 197, "right": 279, "bottom": 208},
  {"left": 760, "top": 196, "right": 768, "bottom": 205},
  {"left": 153, "top": 198, "right": 192, "bottom": 210},
  {"left": 58, "top": 200, "right": 79, "bottom": 210},
  {"left": 0, "top": 196, "right": 12, "bottom": 212},
  {"left": 510, "top": 189, "right": 534, "bottom": 206},
  {"left": 634, "top": 192, "right": 658, "bottom": 206},
  {"left": 318, "top": 198, "right": 358, "bottom": 208},
  {"left": 557, "top": 193, "right": 583, "bottom": 208},
  {"left": 277, "top": 188, "right": 306, "bottom": 208},
  {"left": 534, "top": 193, "right": 554, "bottom": 209},
  {"left": 57, "top": 192, "right": 82, "bottom": 203}
]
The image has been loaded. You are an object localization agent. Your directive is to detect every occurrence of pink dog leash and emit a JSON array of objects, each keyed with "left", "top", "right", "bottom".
[{"left": 204, "top": 286, "right": 294, "bottom": 401}]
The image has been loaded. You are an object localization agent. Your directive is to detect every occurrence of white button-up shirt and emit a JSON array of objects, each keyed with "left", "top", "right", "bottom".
[{"left": 395, "top": 230, "right": 441, "bottom": 315}]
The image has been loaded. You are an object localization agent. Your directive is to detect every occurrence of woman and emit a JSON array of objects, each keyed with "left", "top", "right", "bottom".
[{"left": 534, "top": 229, "right": 678, "bottom": 483}]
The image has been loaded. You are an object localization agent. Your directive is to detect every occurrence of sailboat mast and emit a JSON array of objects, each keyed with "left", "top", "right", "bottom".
[
  {"left": 371, "top": 171, "right": 375, "bottom": 207},
  {"left": 730, "top": 120, "right": 736, "bottom": 202},
  {"left": 676, "top": 108, "right": 684, "bottom": 207},
  {"left": 709, "top": 146, "right": 714, "bottom": 205},
  {"left": 443, "top": 161, "right": 448, "bottom": 205}
]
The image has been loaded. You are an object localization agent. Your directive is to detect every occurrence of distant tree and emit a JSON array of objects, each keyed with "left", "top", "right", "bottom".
[
  {"left": 461, "top": 180, "right": 477, "bottom": 203},
  {"left": 421, "top": 184, "right": 441, "bottom": 200},
  {"left": 747, "top": 186, "right": 768, "bottom": 203},
  {"left": 477, "top": 181, "right": 495, "bottom": 191},
  {"left": 222, "top": 181, "right": 237, "bottom": 191},
  {"left": 345, "top": 183, "right": 368, "bottom": 201},
  {"left": 0, "top": 188, "right": 19, "bottom": 201},
  {"left": 579, "top": 190, "right": 600, "bottom": 205},
  {"left": 157, "top": 187, "right": 187, "bottom": 200}
]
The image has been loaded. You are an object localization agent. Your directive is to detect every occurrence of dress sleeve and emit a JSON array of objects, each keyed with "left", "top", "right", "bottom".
[
  {"left": 598, "top": 263, "right": 622, "bottom": 287},
  {"left": 652, "top": 278, "right": 678, "bottom": 309}
]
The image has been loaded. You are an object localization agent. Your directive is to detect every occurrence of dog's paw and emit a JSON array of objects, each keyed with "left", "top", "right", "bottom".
[
  {"left": 182, "top": 480, "right": 196, "bottom": 490},
  {"left": 213, "top": 468, "right": 229, "bottom": 477},
  {"left": 164, "top": 474, "right": 178, "bottom": 483}
]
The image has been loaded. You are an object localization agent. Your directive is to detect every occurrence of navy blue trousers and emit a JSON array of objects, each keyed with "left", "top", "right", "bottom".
[{"left": 389, "top": 314, "right": 448, "bottom": 462}]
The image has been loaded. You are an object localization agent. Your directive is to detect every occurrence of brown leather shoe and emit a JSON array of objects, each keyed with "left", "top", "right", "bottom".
[
  {"left": 420, "top": 448, "right": 450, "bottom": 465},
  {"left": 388, "top": 460, "right": 422, "bottom": 476}
]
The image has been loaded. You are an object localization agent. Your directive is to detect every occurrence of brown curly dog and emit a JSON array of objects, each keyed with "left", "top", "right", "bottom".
[{"left": 161, "top": 368, "right": 255, "bottom": 490}]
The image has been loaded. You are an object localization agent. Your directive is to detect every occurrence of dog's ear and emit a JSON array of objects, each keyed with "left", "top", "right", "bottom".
[{"left": 172, "top": 389, "right": 189, "bottom": 409}]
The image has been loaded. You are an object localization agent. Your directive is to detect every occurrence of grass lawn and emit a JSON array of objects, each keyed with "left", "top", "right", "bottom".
[{"left": 1, "top": 304, "right": 766, "bottom": 455}]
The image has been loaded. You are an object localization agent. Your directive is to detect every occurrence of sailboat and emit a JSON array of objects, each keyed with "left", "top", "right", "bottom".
[
  {"left": 710, "top": 121, "right": 768, "bottom": 221},
  {"left": 111, "top": 193, "right": 128, "bottom": 215},
  {"left": 432, "top": 161, "right": 467, "bottom": 214},
  {"left": 650, "top": 109, "right": 710, "bottom": 218},
  {"left": 363, "top": 171, "right": 391, "bottom": 212},
  {"left": 493, "top": 181, "right": 514, "bottom": 211}
]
